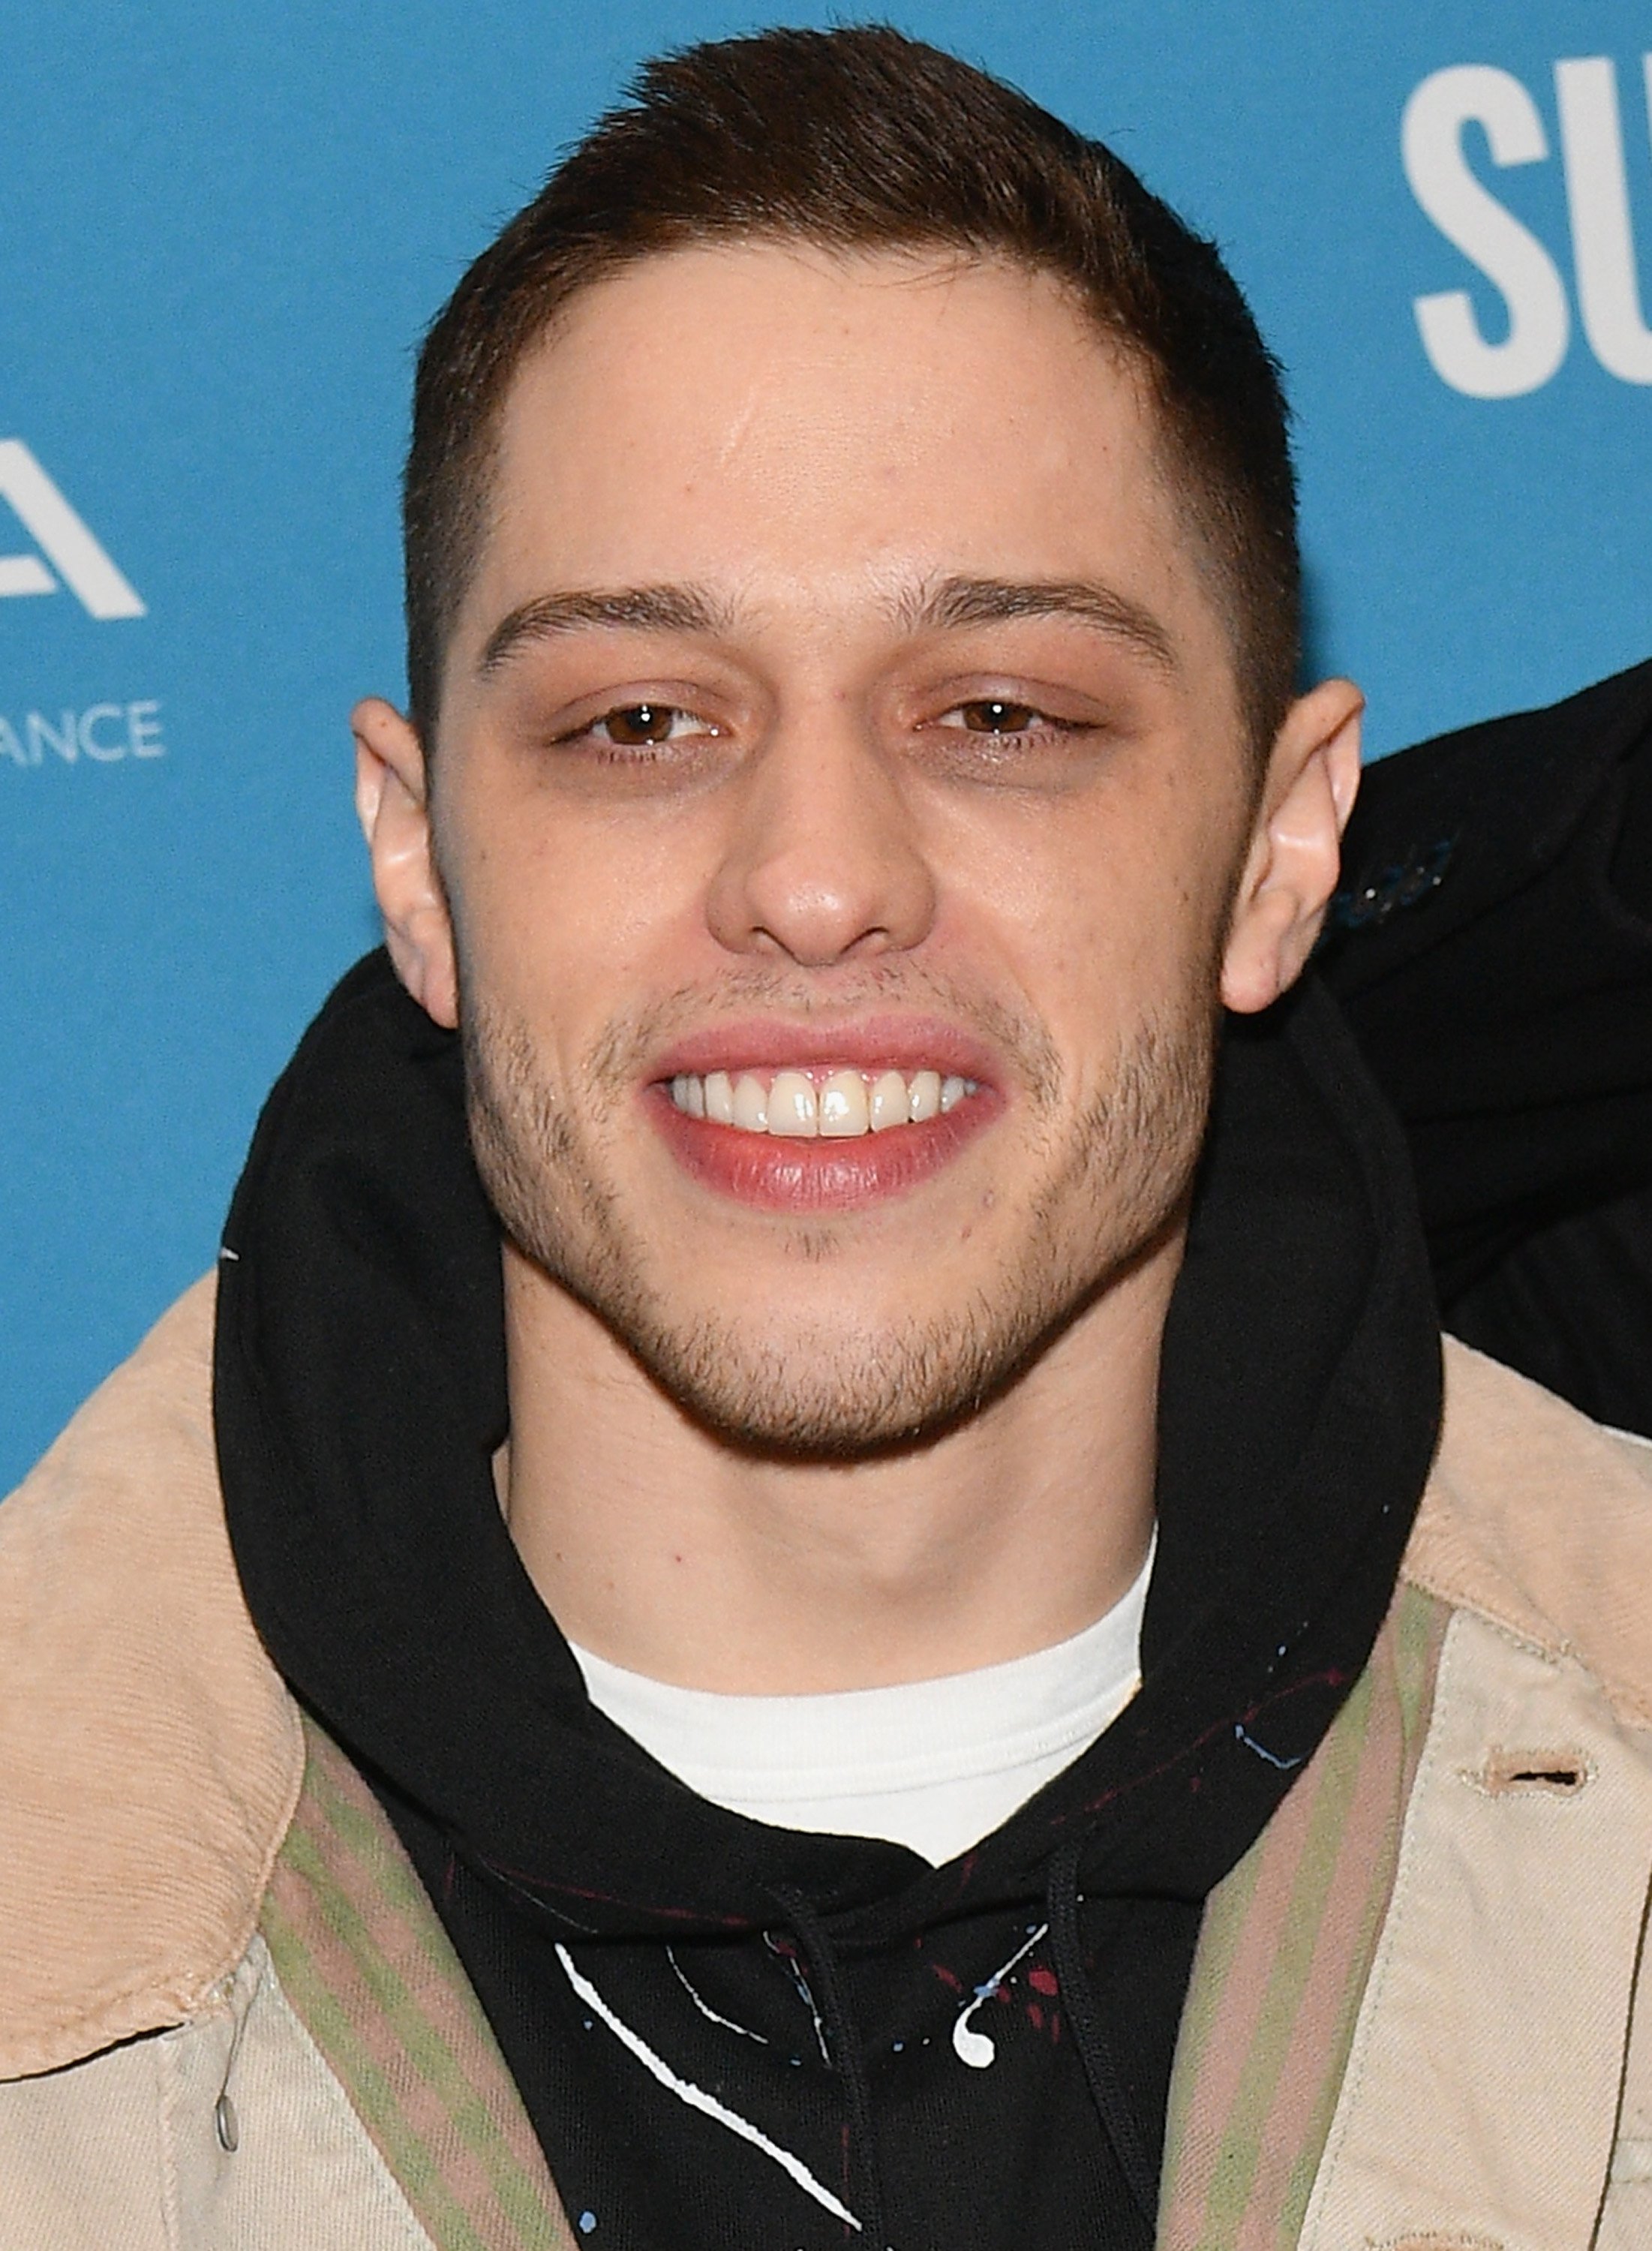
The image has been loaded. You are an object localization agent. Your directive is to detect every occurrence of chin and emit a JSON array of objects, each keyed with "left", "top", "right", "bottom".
[
  {"left": 621, "top": 1318, "right": 1020, "bottom": 1460},
  {"left": 562, "top": 1256, "right": 1092, "bottom": 1461}
]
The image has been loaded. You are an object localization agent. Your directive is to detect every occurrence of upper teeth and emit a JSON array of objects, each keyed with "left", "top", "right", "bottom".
[{"left": 668, "top": 1068, "right": 978, "bottom": 1137}]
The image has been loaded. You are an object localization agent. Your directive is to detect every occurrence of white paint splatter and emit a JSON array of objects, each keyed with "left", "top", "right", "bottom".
[
  {"left": 764, "top": 1929, "right": 831, "bottom": 2064},
  {"left": 667, "top": 1946, "right": 769, "bottom": 2045},
  {"left": 555, "top": 1945, "right": 861, "bottom": 2231},
  {"left": 951, "top": 1922, "right": 1049, "bottom": 2069}
]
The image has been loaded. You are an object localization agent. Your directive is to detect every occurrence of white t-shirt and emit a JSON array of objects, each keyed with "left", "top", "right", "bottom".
[{"left": 569, "top": 1540, "right": 1152, "bottom": 1867}]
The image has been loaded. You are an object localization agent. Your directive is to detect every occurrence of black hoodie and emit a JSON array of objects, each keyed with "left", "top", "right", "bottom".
[{"left": 214, "top": 956, "right": 1440, "bottom": 2251}]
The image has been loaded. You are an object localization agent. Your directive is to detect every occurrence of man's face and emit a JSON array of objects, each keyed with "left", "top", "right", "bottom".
[{"left": 416, "top": 245, "right": 1266, "bottom": 1454}]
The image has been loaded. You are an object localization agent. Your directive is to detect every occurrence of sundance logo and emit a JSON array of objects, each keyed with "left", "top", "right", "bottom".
[
  {"left": 1405, "top": 55, "right": 1652, "bottom": 398},
  {"left": 1, "top": 699, "right": 164, "bottom": 770},
  {"left": 0, "top": 440, "right": 144, "bottom": 618}
]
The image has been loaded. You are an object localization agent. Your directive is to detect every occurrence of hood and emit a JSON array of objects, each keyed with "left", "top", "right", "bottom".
[{"left": 214, "top": 949, "right": 1442, "bottom": 1949}]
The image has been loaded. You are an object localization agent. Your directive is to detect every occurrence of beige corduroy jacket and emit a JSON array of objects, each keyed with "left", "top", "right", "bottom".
[{"left": 4, "top": 1279, "right": 1652, "bottom": 2249}]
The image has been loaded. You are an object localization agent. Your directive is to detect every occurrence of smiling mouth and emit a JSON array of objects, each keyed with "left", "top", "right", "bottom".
[{"left": 665, "top": 1066, "right": 981, "bottom": 1138}]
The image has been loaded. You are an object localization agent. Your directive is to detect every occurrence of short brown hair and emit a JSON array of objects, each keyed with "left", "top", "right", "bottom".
[{"left": 404, "top": 24, "right": 1300, "bottom": 755}]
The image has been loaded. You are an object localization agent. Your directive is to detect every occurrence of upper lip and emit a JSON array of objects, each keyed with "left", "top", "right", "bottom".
[{"left": 649, "top": 1014, "right": 1003, "bottom": 1089}]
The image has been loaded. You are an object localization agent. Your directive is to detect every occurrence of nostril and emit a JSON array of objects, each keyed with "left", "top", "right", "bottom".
[{"left": 1462, "top": 1748, "right": 1593, "bottom": 1797}]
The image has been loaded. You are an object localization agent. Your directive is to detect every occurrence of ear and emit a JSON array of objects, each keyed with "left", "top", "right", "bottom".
[
  {"left": 352, "top": 696, "right": 459, "bottom": 1029},
  {"left": 1221, "top": 678, "right": 1364, "bottom": 1016}
]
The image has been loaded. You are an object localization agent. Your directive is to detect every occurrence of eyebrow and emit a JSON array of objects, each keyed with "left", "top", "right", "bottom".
[
  {"left": 478, "top": 584, "right": 734, "bottom": 675},
  {"left": 898, "top": 575, "right": 1179, "bottom": 674},
  {"left": 475, "top": 571, "right": 1178, "bottom": 679}
]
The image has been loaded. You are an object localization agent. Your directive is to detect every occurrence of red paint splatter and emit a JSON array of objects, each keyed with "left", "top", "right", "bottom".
[
  {"left": 1027, "top": 2002, "right": 1044, "bottom": 2030},
  {"left": 930, "top": 1963, "right": 963, "bottom": 1992},
  {"left": 1028, "top": 1966, "right": 1059, "bottom": 1997}
]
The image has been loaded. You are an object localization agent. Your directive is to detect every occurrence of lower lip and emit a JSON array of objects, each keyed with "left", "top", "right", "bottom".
[{"left": 647, "top": 1086, "right": 1002, "bottom": 1212}]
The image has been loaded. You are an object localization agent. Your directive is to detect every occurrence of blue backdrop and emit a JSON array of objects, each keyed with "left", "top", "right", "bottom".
[{"left": 5, "top": 0, "right": 1649, "bottom": 1489}]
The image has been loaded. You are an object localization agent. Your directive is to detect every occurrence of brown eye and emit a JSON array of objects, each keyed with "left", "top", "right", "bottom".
[
  {"left": 602, "top": 703, "right": 678, "bottom": 745},
  {"left": 958, "top": 699, "right": 1040, "bottom": 733}
]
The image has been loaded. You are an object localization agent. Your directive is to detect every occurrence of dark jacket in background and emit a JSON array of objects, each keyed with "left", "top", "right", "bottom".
[{"left": 1322, "top": 657, "right": 1652, "bottom": 1436}]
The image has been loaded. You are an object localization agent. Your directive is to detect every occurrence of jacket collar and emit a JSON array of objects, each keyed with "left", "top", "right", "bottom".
[
  {"left": 1407, "top": 1332, "right": 1652, "bottom": 1728},
  {"left": 0, "top": 1277, "right": 302, "bottom": 2079},
  {"left": 2, "top": 1282, "right": 1647, "bottom": 2079}
]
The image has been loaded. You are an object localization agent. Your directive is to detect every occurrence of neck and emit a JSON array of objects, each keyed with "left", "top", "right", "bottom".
[{"left": 499, "top": 1237, "right": 1176, "bottom": 1694}]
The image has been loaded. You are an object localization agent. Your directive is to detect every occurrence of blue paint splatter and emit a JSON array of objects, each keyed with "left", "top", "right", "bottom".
[
  {"left": 578, "top": 2213, "right": 597, "bottom": 2235},
  {"left": 892, "top": 2040, "right": 904, "bottom": 2052},
  {"left": 1234, "top": 1723, "right": 1303, "bottom": 1772}
]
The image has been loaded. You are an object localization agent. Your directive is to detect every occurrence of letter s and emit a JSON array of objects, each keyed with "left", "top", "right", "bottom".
[{"left": 1403, "top": 65, "right": 1570, "bottom": 398}]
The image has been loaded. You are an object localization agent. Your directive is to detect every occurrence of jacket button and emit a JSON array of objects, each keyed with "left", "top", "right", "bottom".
[{"left": 215, "top": 2091, "right": 240, "bottom": 2153}]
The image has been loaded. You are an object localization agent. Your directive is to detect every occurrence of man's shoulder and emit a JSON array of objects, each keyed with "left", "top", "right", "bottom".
[
  {"left": 0, "top": 1277, "right": 302, "bottom": 2079},
  {"left": 1404, "top": 1332, "right": 1652, "bottom": 1730},
  {"left": 7, "top": 1287, "right": 1652, "bottom": 2086}
]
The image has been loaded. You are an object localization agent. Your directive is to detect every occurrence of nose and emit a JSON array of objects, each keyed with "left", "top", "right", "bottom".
[{"left": 704, "top": 711, "right": 939, "bottom": 967}]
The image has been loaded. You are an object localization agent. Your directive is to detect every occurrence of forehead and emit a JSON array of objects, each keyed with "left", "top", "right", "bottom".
[{"left": 464, "top": 242, "right": 1226, "bottom": 675}]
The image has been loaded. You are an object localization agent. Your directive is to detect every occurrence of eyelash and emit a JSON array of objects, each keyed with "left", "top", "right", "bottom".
[
  {"left": 558, "top": 696, "right": 1086, "bottom": 761},
  {"left": 554, "top": 704, "right": 719, "bottom": 760},
  {"left": 931, "top": 699, "right": 1086, "bottom": 741}
]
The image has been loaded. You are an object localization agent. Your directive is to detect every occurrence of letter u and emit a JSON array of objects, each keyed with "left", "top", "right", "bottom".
[{"left": 1557, "top": 56, "right": 1652, "bottom": 383}]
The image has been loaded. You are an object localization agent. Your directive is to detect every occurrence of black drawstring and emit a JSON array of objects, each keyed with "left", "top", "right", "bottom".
[
  {"left": 771, "top": 1886, "right": 891, "bottom": 2250},
  {"left": 1047, "top": 1843, "right": 1159, "bottom": 2231},
  {"left": 771, "top": 1862, "right": 1155, "bottom": 2246}
]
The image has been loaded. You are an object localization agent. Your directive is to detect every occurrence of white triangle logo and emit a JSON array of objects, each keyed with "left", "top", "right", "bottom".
[{"left": 0, "top": 440, "right": 145, "bottom": 619}]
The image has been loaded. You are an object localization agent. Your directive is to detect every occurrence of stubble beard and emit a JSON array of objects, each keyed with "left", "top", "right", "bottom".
[{"left": 462, "top": 974, "right": 1216, "bottom": 1461}]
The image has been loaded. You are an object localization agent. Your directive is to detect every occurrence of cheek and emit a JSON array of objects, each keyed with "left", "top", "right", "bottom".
[
  {"left": 440, "top": 784, "right": 722, "bottom": 1041},
  {"left": 940, "top": 770, "right": 1238, "bottom": 1035}
]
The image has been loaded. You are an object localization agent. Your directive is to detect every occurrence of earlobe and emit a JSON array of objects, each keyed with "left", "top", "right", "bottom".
[
  {"left": 1221, "top": 679, "right": 1364, "bottom": 1017},
  {"left": 351, "top": 696, "right": 460, "bottom": 1029}
]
